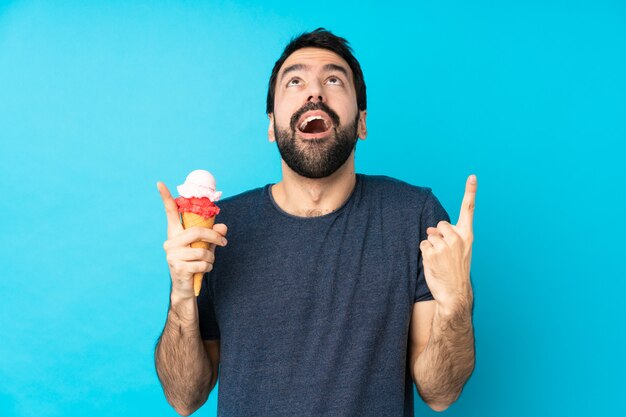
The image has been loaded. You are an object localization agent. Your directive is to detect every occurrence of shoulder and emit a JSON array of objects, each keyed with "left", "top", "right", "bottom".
[
  {"left": 359, "top": 174, "right": 434, "bottom": 211},
  {"left": 359, "top": 173, "right": 450, "bottom": 229},
  {"left": 214, "top": 185, "right": 266, "bottom": 223},
  {"left": 218, "top": 186, "right": 265, "bottom": 207}
]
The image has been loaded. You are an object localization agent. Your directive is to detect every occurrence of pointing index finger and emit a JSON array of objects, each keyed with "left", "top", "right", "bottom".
[
  {"left": 156, "top": 181, "right": 183, "bottom": 232},
  {"left": 456, "top": 174, "right": 477, "bottom": 232}
]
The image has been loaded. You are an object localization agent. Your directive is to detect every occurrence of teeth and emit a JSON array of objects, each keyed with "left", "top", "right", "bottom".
[{"left": 299, "top": 115, "right": 327, "bottom": 131}]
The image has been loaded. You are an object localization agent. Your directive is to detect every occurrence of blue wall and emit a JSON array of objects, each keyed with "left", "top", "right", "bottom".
[{"left": 1, "top": 1, "right": 625, "bottom": 416}]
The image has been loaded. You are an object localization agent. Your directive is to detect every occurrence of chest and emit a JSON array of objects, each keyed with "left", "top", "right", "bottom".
[{"left": 211, "top": 211, "right": 419, "bottom": 340}]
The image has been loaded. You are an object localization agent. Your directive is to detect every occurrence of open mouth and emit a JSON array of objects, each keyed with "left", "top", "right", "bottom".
[{"left": 296, "top": 111, "right": 333, "bottom": 138}]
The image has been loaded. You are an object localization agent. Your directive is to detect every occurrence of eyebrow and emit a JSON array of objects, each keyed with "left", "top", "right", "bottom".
[{"left": 280, "top": 63, "right": 350, "bottom": 82}]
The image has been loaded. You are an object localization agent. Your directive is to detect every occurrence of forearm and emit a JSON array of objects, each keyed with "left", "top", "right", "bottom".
[
  {"left": 413, "top": 297, "right": 475, "bottom": 410},
  {"left": 155, "top": 293, "right": 214, "bottom": 416}
]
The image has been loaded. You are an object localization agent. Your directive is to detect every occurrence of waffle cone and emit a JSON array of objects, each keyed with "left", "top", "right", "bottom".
[{"left": 181, "top": 212, "right": 216, "bottom": 296}]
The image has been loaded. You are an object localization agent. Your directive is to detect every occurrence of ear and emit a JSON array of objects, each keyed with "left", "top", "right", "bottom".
[
  {"left": 357, "top": 110, "right": 367, "bottom": 140},
  {"left": 268, "top": 113, "right": 275, "bottom": 142}
]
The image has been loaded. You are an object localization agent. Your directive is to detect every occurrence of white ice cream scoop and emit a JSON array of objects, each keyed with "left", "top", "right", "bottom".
[{"left": 177, "top": 169, "right": 222, "bottom": 202}]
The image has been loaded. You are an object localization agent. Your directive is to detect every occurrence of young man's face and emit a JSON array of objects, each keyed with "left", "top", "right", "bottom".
[{"left": 268, "top": 47, "right": 367, "bottom": 179}]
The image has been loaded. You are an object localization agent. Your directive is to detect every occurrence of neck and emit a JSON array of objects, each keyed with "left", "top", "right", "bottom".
[{"left": 271, "top": 153, "right": 357, "bottom": 217}]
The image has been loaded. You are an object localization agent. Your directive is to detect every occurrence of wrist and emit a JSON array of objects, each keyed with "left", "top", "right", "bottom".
[
  {"left": 170, "top": 286, "right": 196, "bottom": 304},
  {"left": 169, "top": 290, "right": 199, "bottom": 328},
  {"left": 435, "top": 290, "right": 473, "bottom": 318}
]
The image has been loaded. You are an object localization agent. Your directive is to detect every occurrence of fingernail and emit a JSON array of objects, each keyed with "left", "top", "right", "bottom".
[
  {"left": 222, "top": 238, "right": 228, "bottom": 245},
  {"left": 470, "top": 175, "right": 477, "bottom": 184}
]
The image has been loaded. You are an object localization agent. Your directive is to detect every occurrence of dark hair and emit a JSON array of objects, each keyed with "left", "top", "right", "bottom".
[{"left": 266, "top": 28, "right": 367, "bottom": 115}]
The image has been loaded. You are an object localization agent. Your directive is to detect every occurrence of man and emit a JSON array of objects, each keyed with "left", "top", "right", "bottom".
[{"left": 155, "top": 28, "right": 476, "bottom": 416}]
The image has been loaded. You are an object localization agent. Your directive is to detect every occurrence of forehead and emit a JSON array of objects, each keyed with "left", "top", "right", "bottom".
[{"left": 279, "top": 47, "right": 353, "bottom": 78}]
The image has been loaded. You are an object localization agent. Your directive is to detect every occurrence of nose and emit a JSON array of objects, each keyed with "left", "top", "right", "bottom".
[
  {"left": 307, "top": 94, "right": 323, "bottom": 103},
  {"left": 306, "top": 80, "right": 324, "bottom": 104}
]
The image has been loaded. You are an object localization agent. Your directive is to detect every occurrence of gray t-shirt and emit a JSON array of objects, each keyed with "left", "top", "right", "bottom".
[{"left": 198, "top": 173, "right": 450, "bottom": 417}]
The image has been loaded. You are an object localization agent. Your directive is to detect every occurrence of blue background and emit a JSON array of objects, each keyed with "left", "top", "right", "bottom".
[{"left": 1, "top": 0, "right": 625, "bottom": 416}]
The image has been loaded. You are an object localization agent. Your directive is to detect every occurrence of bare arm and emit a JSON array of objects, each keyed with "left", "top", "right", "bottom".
[
  {"left": 409, "top": 299, "right": 475, "bottom": 411},
  {"left": 155, "top": 295, "right": 218, "bottom": 416},
  {"left": 154, "top": 182, "right": 226, "bottom": 416},
  {"left": 411, "top": 175, "right": 478, "bottom": 411}
]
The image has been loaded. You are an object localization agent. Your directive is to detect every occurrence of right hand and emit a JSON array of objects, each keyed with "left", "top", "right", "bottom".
[{"left": 157, "top": 181, "right": 228, "bottom": 298}]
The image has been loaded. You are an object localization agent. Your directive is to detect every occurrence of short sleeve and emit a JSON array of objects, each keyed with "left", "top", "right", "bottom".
[
  {"left": 197, "top": 273, "right": 221, "bottom": 340},
  {"left": 414, "top": 189, "right": 451, "bottom": 303}
]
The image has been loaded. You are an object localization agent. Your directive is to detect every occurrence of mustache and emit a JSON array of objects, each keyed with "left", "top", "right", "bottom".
[{"left": 289, "top": 102, "right": 341, "bottom": 131}]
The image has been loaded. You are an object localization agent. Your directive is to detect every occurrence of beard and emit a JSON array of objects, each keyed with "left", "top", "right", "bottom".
[{"left": 274, "top": 102, "right": 360, "bottom": 179}]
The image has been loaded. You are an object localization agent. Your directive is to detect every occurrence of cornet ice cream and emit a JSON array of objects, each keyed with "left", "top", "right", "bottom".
[{"left": 174, "top": 169, "right": 222, "bottom": 296}]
